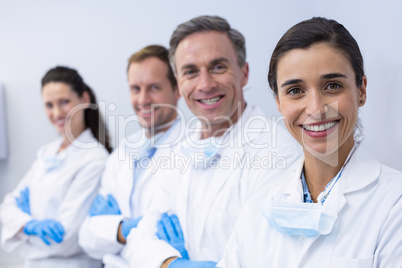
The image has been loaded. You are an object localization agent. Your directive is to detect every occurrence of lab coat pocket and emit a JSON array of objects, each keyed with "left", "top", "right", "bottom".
[{"left": 330, "top": 255, "right": 373, "bottom": 268}]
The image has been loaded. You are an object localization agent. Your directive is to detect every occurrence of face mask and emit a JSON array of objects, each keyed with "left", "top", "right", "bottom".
[
  {"left": 179, "top": 138, "right": 221, "bottom": 169},
  {"left": 261, "top": 201, "right": 337, "bottom": 237},
  {"left": 38, "top": 149, "right": 66, "bottom": 173}
]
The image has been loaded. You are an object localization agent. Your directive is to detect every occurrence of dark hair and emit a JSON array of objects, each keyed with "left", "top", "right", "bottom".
[
  {"left": 268, "top": 17, "right": 364, "bottom": 95},
  {"left": 127, "top": 45, "right": 177, "bottom": 90},
  {"left": 41, "top": 66, "right": 112, "bottom": 153},
  {"left": 169, "top": 15, "right": 246, "bottom": 73}
]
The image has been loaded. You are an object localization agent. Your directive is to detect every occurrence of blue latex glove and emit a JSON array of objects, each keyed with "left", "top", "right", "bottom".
[
  {"left": 156, "top": 213, "right": 189, "bottom": 260},
  {"left": 121, "top": 217, "right": 143, "bottom": 238},
  {"left": 168, "top": 258, "right": 217, "bottom": 268},
  {"left": 23, "top": 219, "right": 65, "bottom": 246},
  {"left": 15, "top": 187, "right": 31, "bottom": 215},
  {"left": 88, "top": 194, "right": 121, "bottom": 217}
]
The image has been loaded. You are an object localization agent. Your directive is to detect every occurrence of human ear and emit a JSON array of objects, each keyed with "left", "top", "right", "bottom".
[
  {"left": 358, "top": 75, "right": 367, "bottom": 107},
  {"left": 81, "top": 91, "right": 91, "bottom": 108},
  {"left": 240, "top": 62, "right": 249, "bottom": 87},
  {"left": 275, "top": 95, "right": 281, "bottom": 113}
]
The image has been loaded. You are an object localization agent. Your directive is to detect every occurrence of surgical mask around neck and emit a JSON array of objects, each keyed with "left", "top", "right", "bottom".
[
  {"left": 261, "top": 201, "right": 337, "bottom": 237},
  {"left": 38, "top": 148, "right": 66, "bottom": 173},
  {"left": 179, "top": 136, "right": 222, "bottom": 169}
]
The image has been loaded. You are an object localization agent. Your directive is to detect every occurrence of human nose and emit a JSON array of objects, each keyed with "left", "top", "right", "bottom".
[
  {"left": 306, "top": 91, "right": 328, "bottom": 120},
  {"left": 197, "top": 69, "right": 217, "bottom": 92},
  {"left": 53, "top": 105, "right": 64, "bottom": 118},
  {"left": 137, "top": 89, "right": 151, "bottom": 105}
]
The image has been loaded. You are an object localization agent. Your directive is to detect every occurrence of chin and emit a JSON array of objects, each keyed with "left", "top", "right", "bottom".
[{"left": 303, "top": 142, "right": 340, "bottom": 161}]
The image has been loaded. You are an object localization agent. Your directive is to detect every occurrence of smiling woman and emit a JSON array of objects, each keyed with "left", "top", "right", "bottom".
[
  {"left": 218, "top": 17, "right": 402, "bottom": 268},
  {"left": 0, "top": 66, "right": 111, "bottom": 268}
]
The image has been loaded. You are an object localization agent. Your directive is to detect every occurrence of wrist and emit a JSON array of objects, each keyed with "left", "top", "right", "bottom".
[
  {"left": 117, "top": 221, "right": 126, "bottom": 244},
  {"left": 23, "top": 220, "right": 37, "bottom": 235},
  {"left": 161, "top": 257, "right": 178, "bottom": 268}
]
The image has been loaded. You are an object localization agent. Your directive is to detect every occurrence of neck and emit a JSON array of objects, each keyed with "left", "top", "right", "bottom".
[
  {"left": 303, "top": 137, "right": 355, "bottom": 202},
  {"left": 200, "top": 101, "right": 246, "bottom": 139},
  {"left": 60, "top": 125, "right": 86, "bottom": 153},
  {"left": 145, "top": 114, "right": 177, "bottom": 139}
]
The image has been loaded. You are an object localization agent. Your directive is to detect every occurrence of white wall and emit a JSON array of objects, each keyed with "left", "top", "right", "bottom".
[{"left": 0, "top": 0, "right": 401, "bottom": 265}]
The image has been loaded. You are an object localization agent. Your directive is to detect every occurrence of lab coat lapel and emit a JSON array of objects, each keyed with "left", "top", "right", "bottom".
[
  {"left": 340, "top": 145, "right": 381, "bottom": 195},
  {"left": 298, "top": 145, "right": 380, "bottom": 263},
  {"left": 196, "top": 106, "right": 262, "bottom": 241},
  {"left": 195, "top": 146, "right": 241, "bottom": 244},
  {"left": 120, "top": 159, "right": 136, "bottom": 215},
  {"left": 177, "top": 161, "right": 191, "bottom": 240},
  {"left": 298, "top": 187, "right": 347, "bottom": 263},
  {"left": 272, "top": 157, "right": 305, "bottom": 203}
]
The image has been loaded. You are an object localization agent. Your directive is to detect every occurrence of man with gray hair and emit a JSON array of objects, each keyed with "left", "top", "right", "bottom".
[{"left": 124, "top": 16, "right": 300, "bottom": 267}]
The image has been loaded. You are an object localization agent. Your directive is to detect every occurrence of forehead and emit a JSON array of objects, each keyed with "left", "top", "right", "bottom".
[
  {"left": 42, "top": 82, "right": 75, "bottom": 98},
  {"left": 277, "top": 43, "right": 354, "bottom": 82},
  {"left": 175, "top": 31, "right": 237, "bottom": 67},
  {"left": 128, "top": 57, "right": 169, "bottom": 84}
]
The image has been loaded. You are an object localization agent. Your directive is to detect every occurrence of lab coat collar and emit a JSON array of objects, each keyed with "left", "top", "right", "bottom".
[
  {"left": 228, "top": 105, "right": 268, "bottom": 146},
  {"left": 181, "top": 105, "right": 265, "bottom": 149},
  {"left": 37, "top": 129, "right": 96, "bottom": 172},
  {"left": 274, "top": 143, "right": 380, "bottom": 201},
  {"left": 338, "top": 143, "right": 380, "bottom": 194},
  {"left": 38, "top": 128, "right": 95, "bottom": 157}
]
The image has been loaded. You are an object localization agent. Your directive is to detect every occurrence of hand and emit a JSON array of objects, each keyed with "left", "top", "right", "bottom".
[
  {"left": 156, "top": 213, "right": 188, "bottom": 260},
  {"left": 15, "top": 187, "right": 31, "bottom": 215},
  {"left": 88, "top": 194, "right": 121, "bottom": 217},
  {"left": 121, "top": 217, "right": 143, "bottom": 238},
  {"left": 168, "top": 258, "right": 217, "bottom": 268},
  {"left": 23, "top": 219, "right": 65, "bottom": 246}
]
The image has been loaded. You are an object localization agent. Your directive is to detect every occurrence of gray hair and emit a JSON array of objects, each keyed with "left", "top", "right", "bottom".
[{"left": 169, "top": 15, "right": 246, "bottom": 74}]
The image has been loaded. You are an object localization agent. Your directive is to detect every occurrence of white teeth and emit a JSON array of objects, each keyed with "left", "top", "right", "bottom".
[
  {"left": 141, "top": 109, "right": 151, "bottom": 114},
  {"left": 303, "top": 121, "right": 337, "bottom": 132},
  {"left": 199, "top": 97, "right": 221, "bottom": 105}
]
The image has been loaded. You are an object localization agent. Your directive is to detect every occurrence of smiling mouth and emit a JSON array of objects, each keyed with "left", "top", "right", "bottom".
[
  {"left": 301, "top": 120, "right": 340, "bottom": 132},
  {"left": 140, "top": 109, "right": 151, "bottom": 114},
  {"left": 197, "top": 96, "right": 223, "bottom": 105},
  {"left": 138, "top": 107, "right": 157, "bottom": 114},
  {"left": 55, "top": 119, "right": 65, "bottom": 126}
]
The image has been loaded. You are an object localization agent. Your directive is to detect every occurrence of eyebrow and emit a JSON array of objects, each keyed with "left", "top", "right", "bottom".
[
  {"left": 210, "top": 57, "right": 229, "bottom": 66},
  {"left": 180, "top": 57, "right": 229, "bottom": 72},
  {"left": 321, "top": 73, "right": 347, "bottom": 79},
  {"left": 181, "top": 63, "right": 197, "bottom": 71},
  {"left": 280, "top": 73, "right": 348, "bottom": 88},
  {"left": 281, "top": 79, "right": 303, "bottom": 88}
]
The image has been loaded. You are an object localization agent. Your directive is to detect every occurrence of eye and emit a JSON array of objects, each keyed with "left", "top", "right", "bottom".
[
  {"left": 150, "top": 84, "right": 160, "bottom": 90},
  {"left": 130, "top": 86, "right": 140, "bottom": 92},
  {"left": 45, "top": 102, "right": 53, "bottom": 109},
  {"left": 183, "top": 68, "right": 198, "bottom": 77},
  {"left": 60, "top": 99, "right": 70, "bottom": 105},
  {"left": 210, "top": 64, "right": 226, "bottom": 73},
  {"left": 326, "top": 83, "right": 342, "bottom": 91},
  {"left": 287, "top": 88, "right": 303, "bottom": 96}
]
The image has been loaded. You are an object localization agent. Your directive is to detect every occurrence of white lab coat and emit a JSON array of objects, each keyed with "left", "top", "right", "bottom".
[
  {"left": 124, "top": 105, "right": 302, "bottom": 267},
  {"left": 218, "top": 145, "right": 402, "bottom": 268},
  {"left": 78, "top": 120, "right": 183, "bottom": 268},
  {"left": 0, "top": 129, "right": 108, "bottom": 268}
]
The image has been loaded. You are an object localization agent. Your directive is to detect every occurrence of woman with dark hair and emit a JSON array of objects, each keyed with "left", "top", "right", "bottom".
[
  {"left": 0, "top": 66, "right": 111, "bottom": 267},
  {"left": 218, "top": 18, "right": 402, "bottom": 267}
]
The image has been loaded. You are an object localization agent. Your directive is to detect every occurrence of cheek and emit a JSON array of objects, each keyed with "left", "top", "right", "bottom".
[
  {"left": 45, "top": 110, "right": 53, "bottom": 119},
  {"left": 178, "top": 86, "right": 189, "bottom": 99},
  {"left": 130, "top": 93, "right": 137, "bottom": 105},
  {"left": 338, "top": 99, "right": 359, "bottom": 121},
  {"left": 280, "top": 102, "right": 299, "bottom": 123}
]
